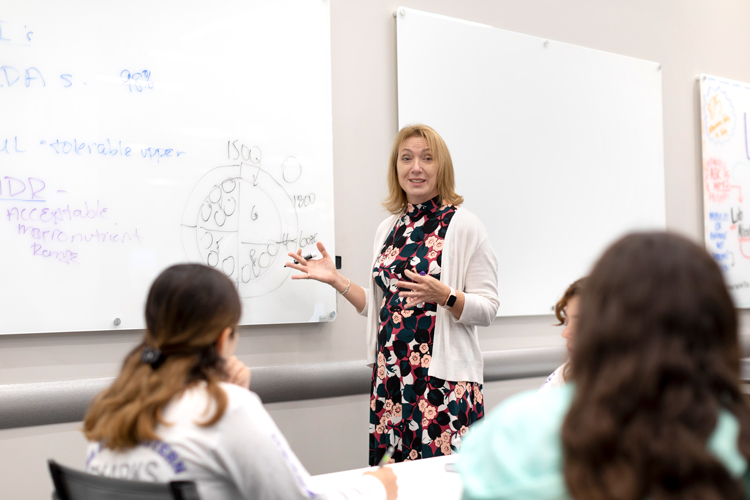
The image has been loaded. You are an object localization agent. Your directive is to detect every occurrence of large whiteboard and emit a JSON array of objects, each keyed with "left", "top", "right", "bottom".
[
  {"left": 396, "top": 8, "right": 666, "bottom": 317},
  {"left": 0, "top": 1, "right": 336, "bottom": 334},
  {"left": 701, "top": 74, "right": 750, "bottom": 307}
]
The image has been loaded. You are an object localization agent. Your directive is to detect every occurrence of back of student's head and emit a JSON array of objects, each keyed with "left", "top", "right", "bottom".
[
  {"left": 84, "top": 264, "right": 241, "bottom": 450},
  {"left": 562, "top": 232, "right": 750, "bottom": 500}
]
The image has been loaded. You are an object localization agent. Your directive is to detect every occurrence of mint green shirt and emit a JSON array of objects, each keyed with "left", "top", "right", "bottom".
[{"left": 457, "top": 384, "right": 748, "bottom": 500}]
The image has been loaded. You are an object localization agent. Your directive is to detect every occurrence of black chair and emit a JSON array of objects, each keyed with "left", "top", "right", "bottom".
[{"left": 48, "top": 460, "right": 201, "bottom": 500}]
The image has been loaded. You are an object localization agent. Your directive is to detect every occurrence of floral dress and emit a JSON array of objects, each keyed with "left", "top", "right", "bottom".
[{"left": 369, "top": 197, "right": 484, "bottom": 465}]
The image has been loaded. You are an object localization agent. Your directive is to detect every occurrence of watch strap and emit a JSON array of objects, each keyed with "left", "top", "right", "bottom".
[{"left": 445, "top": 287, "right": 457, "bottom": 308}]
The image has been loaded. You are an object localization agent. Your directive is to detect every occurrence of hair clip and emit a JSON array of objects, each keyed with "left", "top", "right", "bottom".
[{"left": 141, "top": 347, "right": 165, "bottom": 369}]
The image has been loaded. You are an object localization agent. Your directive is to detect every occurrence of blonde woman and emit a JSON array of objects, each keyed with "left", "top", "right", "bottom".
[
  {"left": 83, "top": 264, "right": 396, "bottom": 500},
  {"left": 287, "top": 125, "right": 499, "bottom": 464}
]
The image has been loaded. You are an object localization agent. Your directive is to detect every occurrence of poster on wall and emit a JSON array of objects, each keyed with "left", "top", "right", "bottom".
[{"left": 701, "top": 74, "right": 750, "bottom": 307}]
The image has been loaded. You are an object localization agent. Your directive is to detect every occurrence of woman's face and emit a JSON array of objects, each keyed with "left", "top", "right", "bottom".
[
  {"left": 397, "top": 136, "right": 439, "bottom": 205},
  {"left": 562, "top": 296, "right": 579, "bottom": 356}
]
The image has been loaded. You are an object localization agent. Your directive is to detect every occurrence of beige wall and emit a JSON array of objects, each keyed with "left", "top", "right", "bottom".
[{"left": 2, "top": 0, "right": 750, "bottom": 498}]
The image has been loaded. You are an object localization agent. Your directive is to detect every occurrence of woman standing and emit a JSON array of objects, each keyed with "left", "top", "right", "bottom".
[{"left": 287, "top": 124, "right": 499, "bottom": 465}]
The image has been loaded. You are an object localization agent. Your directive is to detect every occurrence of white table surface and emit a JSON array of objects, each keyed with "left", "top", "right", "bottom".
[{"left": 312, "top": 455, "right": 462, "bottom": 500}]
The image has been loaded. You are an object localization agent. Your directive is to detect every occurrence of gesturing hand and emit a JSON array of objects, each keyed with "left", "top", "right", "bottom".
[
  {"left": 286, "top": 241, "right": 340, "bottom": 287},
  {"left": 396, "top": 269, "right": 451, "bottom": 309}
]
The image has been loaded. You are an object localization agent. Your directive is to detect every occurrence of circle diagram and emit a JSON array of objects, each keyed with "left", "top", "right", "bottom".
[{"left": 182, "top": 164, "right": 298, "bottom": 297}]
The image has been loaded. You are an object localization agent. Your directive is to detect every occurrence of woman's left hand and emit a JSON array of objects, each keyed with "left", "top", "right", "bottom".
[
  {"left": 396, "top": 269, "right": 450, "bottom": 309},
  {"left": 225, "top": 356, "right": 252, "bottom": 389}
]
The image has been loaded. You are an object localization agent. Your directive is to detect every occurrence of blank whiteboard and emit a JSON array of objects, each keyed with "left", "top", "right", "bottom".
[
  {"left": 0, "top": 0, "right": 336, "bottom": 334},
  {"left": 396, "top": 8, "right": 666, "bottom": 317}
]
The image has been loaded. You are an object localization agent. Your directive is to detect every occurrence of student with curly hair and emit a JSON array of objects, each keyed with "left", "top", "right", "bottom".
[
  {"left": 540, "top": 278, "right": 586, "bottom": 392},
  {"left": 458, "top": 232, "right": 750, "bottom": 500}
]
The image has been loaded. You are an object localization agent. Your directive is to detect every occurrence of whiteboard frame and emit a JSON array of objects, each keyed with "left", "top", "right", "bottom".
[{"left": 0, "top": 0, "right": 337, "bottom": 334}]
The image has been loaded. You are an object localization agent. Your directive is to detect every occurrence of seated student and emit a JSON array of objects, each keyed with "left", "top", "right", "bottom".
[
  {"left": 82, "top": 264, "right": 397, "bottom": 500},
  {"left": 458, "top": 232, "right": 750, "bottom": 500},
  {"left": 539, "top": 278, "right": 585, "bottom": 392}
]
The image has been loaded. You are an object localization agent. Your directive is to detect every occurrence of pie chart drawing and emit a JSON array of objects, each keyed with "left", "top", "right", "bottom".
[{"left": 182, "top": 163, "right": 298, "bottom": 297}]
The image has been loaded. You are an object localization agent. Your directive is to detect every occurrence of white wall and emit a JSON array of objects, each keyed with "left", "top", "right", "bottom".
[{"left": 2, "top": 0, "right": 750, "bottom": 498}]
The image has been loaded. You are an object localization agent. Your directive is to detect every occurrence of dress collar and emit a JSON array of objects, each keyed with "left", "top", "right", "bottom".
[{"left": 406, "top": 195, "right": 440, "bottom": 217}]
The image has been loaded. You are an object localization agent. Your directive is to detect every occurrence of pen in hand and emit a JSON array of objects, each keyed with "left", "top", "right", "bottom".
[
  {"left": 285, "top": 253, "right": 316, "bottom": 267},
  {"left": 378, "top": 446, "right": 395, "bottom": 468},
  {"left": 294, "top": 253, "right": 315, "bottom": 265}
]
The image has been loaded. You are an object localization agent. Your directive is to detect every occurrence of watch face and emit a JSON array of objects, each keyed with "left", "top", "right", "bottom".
[{"left": 447, "top": 294, "right": 457, "bottom": 307}]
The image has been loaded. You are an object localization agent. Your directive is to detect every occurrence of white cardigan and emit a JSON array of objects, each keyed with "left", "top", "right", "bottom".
[{"left": 360, "top": 207, "right": 499, "bottom": 384}]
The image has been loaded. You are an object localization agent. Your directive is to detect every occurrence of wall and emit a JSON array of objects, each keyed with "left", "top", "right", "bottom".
[{"left": 2, "top": 0, "right": 750, "bottom": 498}]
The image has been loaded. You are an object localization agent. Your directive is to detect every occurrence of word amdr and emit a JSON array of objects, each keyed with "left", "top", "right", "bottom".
[
  {"left": 44, "top": 139, "right": 185, "bottom": 161},
  {"left": 0, "top": 176, "right": 45, "bottom": 199}
]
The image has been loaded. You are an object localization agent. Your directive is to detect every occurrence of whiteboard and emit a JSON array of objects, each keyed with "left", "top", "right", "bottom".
[
  {"left": 396, "top": 8, "right": 666, "bottom": 317},
  {"left": 700, "top": 74, "right": 750, "bottom": 307},
  {"left": 0, "top": 0, "right": 336, "bottom": 334}
]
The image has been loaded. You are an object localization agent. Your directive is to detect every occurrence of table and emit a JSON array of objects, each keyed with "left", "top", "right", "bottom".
[{"left": 312, "top": 455, "right": 462, "bottom": 500}]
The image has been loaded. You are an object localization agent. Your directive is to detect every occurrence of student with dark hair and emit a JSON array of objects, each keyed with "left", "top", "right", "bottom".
[
  {"left": 458, "top": 232, "right": 750, "bottom": 500},
  {"left": 539, "top": 278, "right": 585, "bottom": 391},
  {"left": 83, "top": 263, "right": 397, "bottom": 500}
]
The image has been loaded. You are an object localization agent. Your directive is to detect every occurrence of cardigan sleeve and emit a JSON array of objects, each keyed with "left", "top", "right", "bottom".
[
  {"left": 358, "top": 288, "right": 370, "bottom": 316},
  {"left": 455, "top": 237, "right": 499, "bottom": 327}
]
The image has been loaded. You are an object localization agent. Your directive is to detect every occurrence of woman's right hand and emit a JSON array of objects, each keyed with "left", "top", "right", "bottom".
[
  {"left": 364, "top": 467, "right": 398, "bottom": 500},
  {"left": 287, "top": 240, "right": 367, "bottom": 313},
  {"left": 286, "top": 241, "right": 341, "bottom": 288}
]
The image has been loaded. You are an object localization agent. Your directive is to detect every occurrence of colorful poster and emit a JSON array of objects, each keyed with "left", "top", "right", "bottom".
[{"left": 701, "top": 74, "right": 750, "bottom": 307}]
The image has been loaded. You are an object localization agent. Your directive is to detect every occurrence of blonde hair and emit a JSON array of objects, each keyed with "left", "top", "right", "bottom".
[
  {"left": 83, "top": 264, "right": 241, "bottom": 450},
  {"left": 383, "top": 124, "right": 464, "bottom": 214}
]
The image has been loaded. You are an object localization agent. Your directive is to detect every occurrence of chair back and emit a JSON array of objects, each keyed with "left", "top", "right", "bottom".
[{"left": 48, "top": 460, "right": 200, "bottom": 500}]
